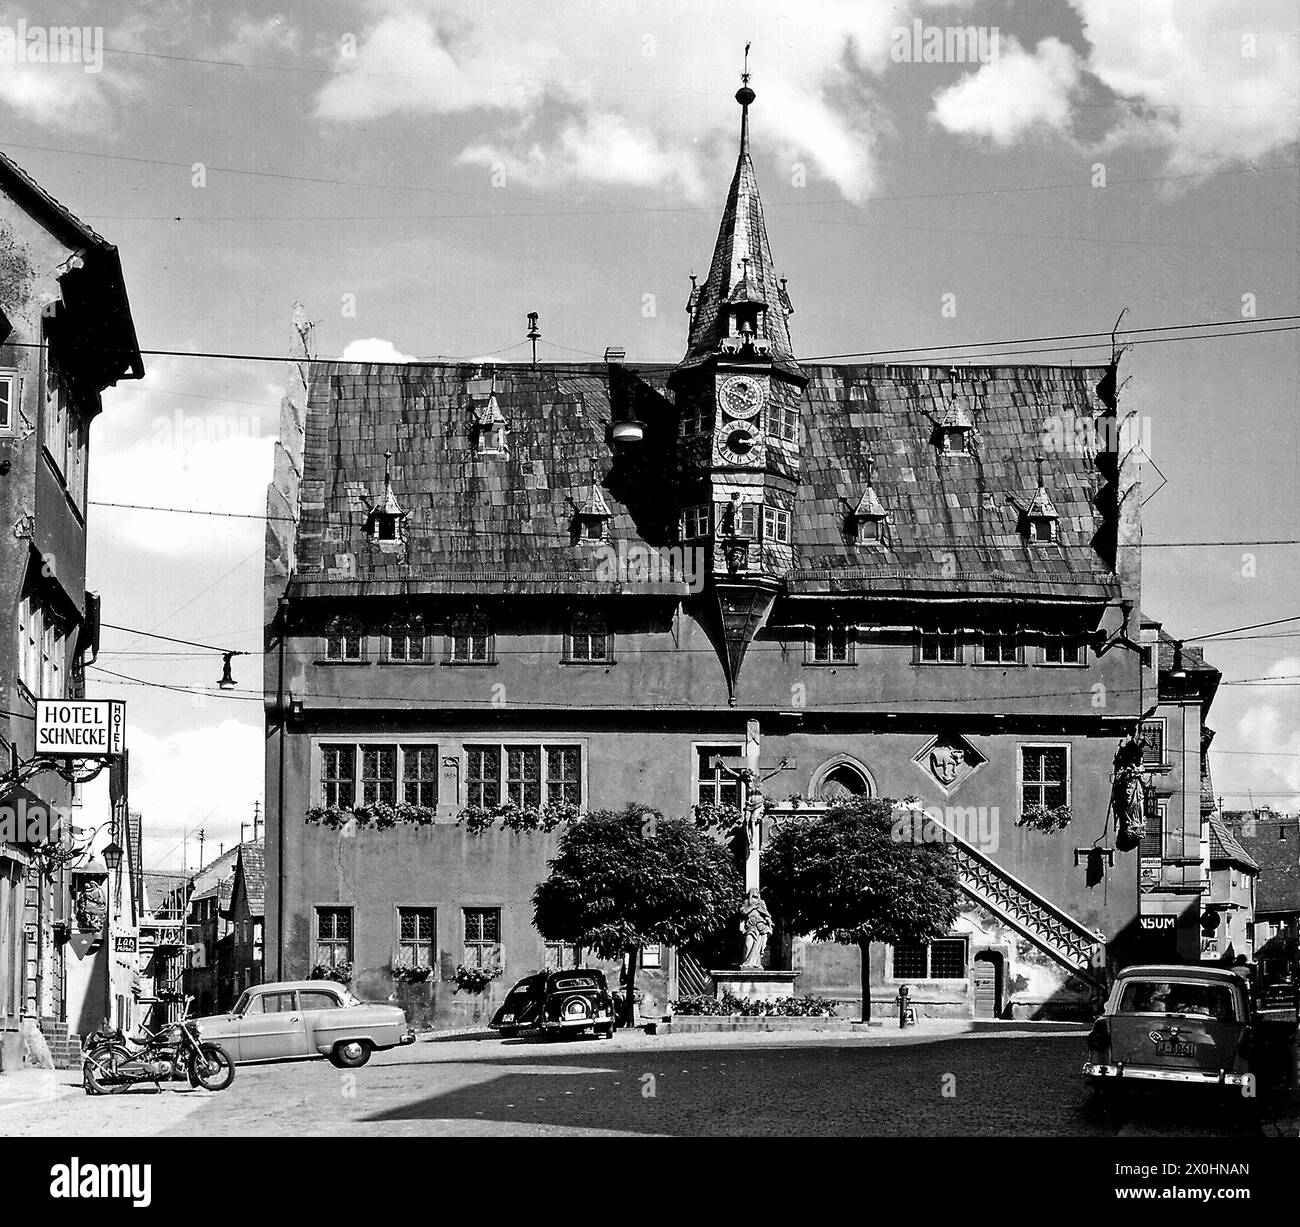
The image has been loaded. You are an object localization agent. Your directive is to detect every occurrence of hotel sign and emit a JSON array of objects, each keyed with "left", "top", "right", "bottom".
[{"left": 34, "top": 700, "right": 126, "bottom": 757}]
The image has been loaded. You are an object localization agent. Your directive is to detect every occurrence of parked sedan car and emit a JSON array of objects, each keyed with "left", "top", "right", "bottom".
[
  {"left": 1083, "top": 965, "right": 1255, "bottom": 1102},
  {"left": 489, "top": 969, "right": 615, "bottom": 1039},
  {"left": 193, "top": 981, "right": 415, "bottom": 1068}
]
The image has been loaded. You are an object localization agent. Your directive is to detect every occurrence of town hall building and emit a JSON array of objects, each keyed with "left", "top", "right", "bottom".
[{"left": 264, "top": 76, "right": 1198, "bottom": 1026}]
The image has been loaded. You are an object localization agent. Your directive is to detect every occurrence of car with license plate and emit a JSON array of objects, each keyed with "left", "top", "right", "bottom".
[
  {"left": 192, "top": 980, "right": 415, "bottom": 1068},
  {"left": 1083, "top": 965, "right": 1255, "bottom": 1103},
  {"left": 489, "top": 968, "right": 616, "bottom": 1039}
]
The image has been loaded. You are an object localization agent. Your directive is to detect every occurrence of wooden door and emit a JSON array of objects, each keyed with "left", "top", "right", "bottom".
[{"left": 973, "top": 953, "right": 1000, "bottom": 1019}]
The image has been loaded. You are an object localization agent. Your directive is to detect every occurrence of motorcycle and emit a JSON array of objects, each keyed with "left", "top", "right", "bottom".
[{"left": 83, "top": 1001, "right": 235, "bottom": 1095}]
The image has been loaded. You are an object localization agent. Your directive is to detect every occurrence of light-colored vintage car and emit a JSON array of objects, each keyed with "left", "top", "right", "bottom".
[
  {"left": 1082, "top": 964, "right": 1255, "bottom": 1100},
  {"left": 193, "top": 981, "right": 415, "bottom": 1068}
]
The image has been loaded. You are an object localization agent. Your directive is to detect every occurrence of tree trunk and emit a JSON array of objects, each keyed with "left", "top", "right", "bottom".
[
  {"left": 623, "top": 946, "right": 640, "bottom": 1028},
  {"left": 859, "top": 941, "right": 872, "bottom": 1024}
]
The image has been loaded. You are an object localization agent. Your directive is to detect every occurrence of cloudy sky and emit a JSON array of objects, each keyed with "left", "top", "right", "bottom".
[{"left": 4, "top": 0, "right": 1296, "bottom": 869}]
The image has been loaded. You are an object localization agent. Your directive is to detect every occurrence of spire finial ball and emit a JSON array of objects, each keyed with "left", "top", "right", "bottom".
[{"left": 736, "top": 84, "right": 755, "bottom": 108}]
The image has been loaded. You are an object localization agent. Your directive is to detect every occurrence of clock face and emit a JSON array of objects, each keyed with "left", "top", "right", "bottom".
[
  {"left": 715, "top": 423, "right": 763, "bottom": 466},
  {"left": 720, "top": 376, "right": 764, "bottom": 420}
]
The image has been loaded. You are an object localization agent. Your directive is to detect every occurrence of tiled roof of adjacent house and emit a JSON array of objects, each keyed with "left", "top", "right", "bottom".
[
  {"left": 1224, "top": 811, "right": 1300, "bottom": 913},
  {"left": 289, "top": 360, "right": 1121, "bottom": 602},
  {"left": 1208, "top": 812, "right": 1259, "bottom": 872},
  {"left": 238, "top": 842, "right": 266, "bottom": 915}
]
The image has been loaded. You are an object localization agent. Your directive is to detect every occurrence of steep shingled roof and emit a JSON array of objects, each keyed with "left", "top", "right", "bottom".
[
  {"left": 236, "top": 842, "right": 266, "bottom": 915},
  {"left": 289, "top": 361, "right": 1120, "bottom": 602},
  {"left": 1225, "top": 812, "right": 1300, "bottom": 914},
  {"left": 1208, "top": 812, "right": 1259, "bottom": 872}
]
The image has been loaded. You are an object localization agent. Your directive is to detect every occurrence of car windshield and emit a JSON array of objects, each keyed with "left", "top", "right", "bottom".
[{"left": 1118, "top": 981, "right": 1237, "bottom": 1020}]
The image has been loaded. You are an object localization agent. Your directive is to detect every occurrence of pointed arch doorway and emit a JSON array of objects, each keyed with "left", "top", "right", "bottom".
[{"left": 810, "top": 756, "right": 875, "bottom": 802}]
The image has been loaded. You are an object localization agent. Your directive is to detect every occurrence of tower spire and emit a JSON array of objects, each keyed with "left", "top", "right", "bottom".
[{"left": 675, "top": 56, "right": 802, "bottom": 380}]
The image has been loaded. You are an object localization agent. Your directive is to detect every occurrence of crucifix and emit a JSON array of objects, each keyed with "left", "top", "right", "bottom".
[{"left": 710, "top": 721, "right": 793, "bottom": 894}]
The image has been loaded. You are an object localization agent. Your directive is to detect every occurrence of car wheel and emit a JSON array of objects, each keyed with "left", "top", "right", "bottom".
[{"left": 330, "top": 1040, "right": 372, "bottom": 1068}]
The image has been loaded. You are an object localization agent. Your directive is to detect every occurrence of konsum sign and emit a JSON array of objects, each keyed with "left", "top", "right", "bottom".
[{"left": 34, "top": 700, "right": 126, "bottom": 757}]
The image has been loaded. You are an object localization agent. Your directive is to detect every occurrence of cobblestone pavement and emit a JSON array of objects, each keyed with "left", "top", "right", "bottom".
[{"left": 1, "top": 1025, "right": 1294, "bottom": 1138}]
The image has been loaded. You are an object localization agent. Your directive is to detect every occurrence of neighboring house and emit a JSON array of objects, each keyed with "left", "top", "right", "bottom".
[
  {"left": 1225, "top": 810, "right": 1299, "bottom": 981},
  {"left": 1203, "top": 813, "right": 1258, "bottom": 965},
  {"left": 138, "top": 870, "right": 189, "bottom": 1028},
  {"left": 0, "top": 150, "right": 143, "bottom": 1071},
  {"left": 181, "top": 843, "right": 244, "bottom": 1016},
  {"left": 1134, "top": 624, "right": 1220, "bottom": 962},
  {"left": 264, "top": 76, "right": 1153, "bottom": 1027},
  {"left": 221, "top": 842, "right": 265, "bottom": 999}
]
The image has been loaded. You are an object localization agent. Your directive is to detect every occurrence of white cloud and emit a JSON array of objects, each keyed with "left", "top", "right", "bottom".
[
  {"left": 1069, "top": 0, "right": 1300, "bottom": 177},
  {"left": 340, "top": 338, "right": 416, "bottom": 362},
  {"left": 931, "top": 37, "right": 1083, "bottom": 145},
  {"left": 1227, "top": 655, "right": 1300, "bottom": 812},
  {"left": 314, "top": 0, "right": 908, "bottom": 203}
]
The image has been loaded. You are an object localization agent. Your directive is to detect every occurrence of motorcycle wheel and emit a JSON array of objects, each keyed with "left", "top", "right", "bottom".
[
  {"left": 189, "top": 1042, "right": 236, "bottom": 1091},
  {"left": 83, "top": 1045, "right": 129, "bottom": 1096}
]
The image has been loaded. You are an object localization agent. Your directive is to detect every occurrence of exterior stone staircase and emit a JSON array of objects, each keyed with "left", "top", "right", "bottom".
[
  {"left": 39, "top": 1019, "right": 83, "bottom": 1070},
  {"left": 940, "top": 825, "right": 1107, "bottom": 990}
]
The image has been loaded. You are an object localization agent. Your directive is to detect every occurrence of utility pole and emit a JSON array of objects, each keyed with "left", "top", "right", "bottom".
[
  {"left": 253, "top": 800, "right": 261, "bottom": 842},
  {"left": 196, "top": 828, "right": 206, "bottom": 869}
]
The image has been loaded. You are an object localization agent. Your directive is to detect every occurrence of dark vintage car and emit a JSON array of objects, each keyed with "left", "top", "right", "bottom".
[
  {"left": 1083, "top": 965, "right": 1256, "bottom": 1102},
  {"left": 489, "top": 969, "right": 616, "bottom": 1039}
]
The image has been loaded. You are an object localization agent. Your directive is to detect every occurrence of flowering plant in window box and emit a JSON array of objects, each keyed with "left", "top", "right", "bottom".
[
  {"left": 1016, "top": 804, "right": 1073, "bottom": 833},
  {"left": 692, "top": 802, "right": 744, "bottom": 832},
  {"left": 452, "top": 963, "right": 501, "bottom": 994},
  {"left": 305, "top": 802, "right": 438, "bottom": 830},
  {"left": 391, "top": 957, "right": 433, "bottom": 984},
  {"left": 455, "top": 802, "right": 579, "bottom": 834},
  {"left": 309, "top": 961, "right": 353, "bottom": 984}
]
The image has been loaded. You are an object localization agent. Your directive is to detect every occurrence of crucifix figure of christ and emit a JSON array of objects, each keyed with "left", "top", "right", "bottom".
[{"left": 711, "top": 729, "right": 792, "bottom": 968}]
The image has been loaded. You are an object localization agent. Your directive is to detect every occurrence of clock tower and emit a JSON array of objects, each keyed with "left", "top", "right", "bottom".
[{"left": 669, "top": 64, "right": 808, "bottom": 701}]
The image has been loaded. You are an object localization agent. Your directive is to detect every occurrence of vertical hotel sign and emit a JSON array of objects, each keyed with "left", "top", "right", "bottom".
[{"left": 34, "top": 700, "right": 126, "bottom": 756}]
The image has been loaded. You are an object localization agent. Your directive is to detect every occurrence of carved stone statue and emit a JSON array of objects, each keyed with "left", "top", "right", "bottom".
[
  {"left": 74, "top": 877, "right": 107, "bottom": 932},
  {"left": 739, "top": 888, "right": 773, "bottom": 969}
]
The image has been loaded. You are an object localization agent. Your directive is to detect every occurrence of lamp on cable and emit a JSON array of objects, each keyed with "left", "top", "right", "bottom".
[{"left": 218, "top": 651, "right": 244, "bottom": 690}]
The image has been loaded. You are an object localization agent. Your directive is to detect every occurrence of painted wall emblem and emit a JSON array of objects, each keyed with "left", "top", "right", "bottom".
[{"left": 912, "top": 734, "right": 986, "bottom": 794}]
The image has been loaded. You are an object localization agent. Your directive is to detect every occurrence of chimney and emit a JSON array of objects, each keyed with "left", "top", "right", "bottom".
[{"left": 603, "top": 346, "right": 626, "bottom": 363}]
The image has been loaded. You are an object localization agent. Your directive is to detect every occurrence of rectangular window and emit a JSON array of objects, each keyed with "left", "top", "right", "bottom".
[
  {"left": 315, "top": 907, "right": 352, "bottom": 969},
  {"left": 545, "top": 746, "right": 581, "bottom": 807},
  {"left": 17, "top": 595, "right": 40, "bottom": 695},
  {"left": 1021, "top": 746, "right": 1069, "bottom": 813},
  {"left": 1030, "top": 518, "right": 1056, "bottom": 543},
  {"left": 772, "top": 401, "right": 798, "bottom": 443},
  {"left": 682, "top": 504, "right": 711, "bottom": 541},
  {"left": 1140, "top": 799, "right": 1167, "bottom": 860},
  {"left": 320, "top": 745, "right": 356, "bottom": 808},
  {"left": 402, "top": 745, "right": 439, "bottom": 807},
  {"left": 695, "top": 745, "right": 742, "bottom": 809},
  {"left": 893, "top": 939, "right": 966, "bottom": 979},
  {"left": 918, "top": 629, "right": 960, "bottom": 664},
  {"left": 40, "top": 619, "right": 62, "bottom": 699},
  {"left": 545, "top": 941, "right": 580, "bottom": 971},
  {"left": 810, "top": 625, "right": 851, "bottom": 664},
  {"left": 324, "top": 622, "right": 363, "bottom": 661},
  {"left": 466, "top": 745, "right": 502, "bottom": 808},
  {"left": 448, "top": 616, "right": 493, "bottom": 663},
  {"left": 762, "top": 505, "right": 791, "bottom": 545},
  {"left": 505, "top": 746, "right": 542, "bottom": 809},
  {"left": 0, "top": 370, "right": 14, "bottom": 434},
  {"left": 359, "top": 746, "right": 397, "bottom": 805},
  {"left": 397, "top": 907, "right": 436, "bottom": 969},
  {"left": 387, "top": 621, "right": 425, "bottom": 661},
  {"left": 463, "top": 907, "right": 501, "bottom": 968},
  {"left": 1138, "top": 719, "right": 1166, "bottom": 766},
  {"left": 641, "top": 943, "right": 662, "bottom": 969},
  {"left": 857, "top": 518, "right": 881, "bottom": 543},
  {"left": 1043, "top": 634, "right": 1086, "bottom": 665},
  {"left": 981, "top": 631, "right": 1019, "bottom": 664},
  {"left": 568, "top": 613, "right": 611, "bottom": 662}
]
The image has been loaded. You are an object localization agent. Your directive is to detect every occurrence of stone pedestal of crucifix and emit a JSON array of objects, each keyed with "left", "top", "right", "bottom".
[{"left": 709, "top": 720, "right": 803, "bottom": 1004}]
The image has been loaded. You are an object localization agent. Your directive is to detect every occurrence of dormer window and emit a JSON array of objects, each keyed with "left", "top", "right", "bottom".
[
  {"left": 365, "top": 450, "right": 405, "bottom": 545},
  {"left": 933, "top": 400, "right": 974, "bottom": 456},
  {"left": 572, "top": 472, "right": 612, "bottom": 544},
  {"left": 473, "top": 394, "right": 507, "bottom": 455},
  {"left": 851, "top": 461, "right": 888, "bottom": 544},
  {"left": 1021, "top": 458, "right": 1061, "bottom": 543}
]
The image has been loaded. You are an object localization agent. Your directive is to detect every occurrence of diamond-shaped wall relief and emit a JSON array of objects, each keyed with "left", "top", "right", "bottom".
[{"left": 911, "top": 733, "right": 987, "bottom": 795}]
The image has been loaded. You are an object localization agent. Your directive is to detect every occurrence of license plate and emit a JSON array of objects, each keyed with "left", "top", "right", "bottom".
[
  {"left": 1156, "top": 1040, "right": 1197, "bottom": 1057},
  {"left": 501, "top": 1014, "right": 514, "bottom": 1023}
]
